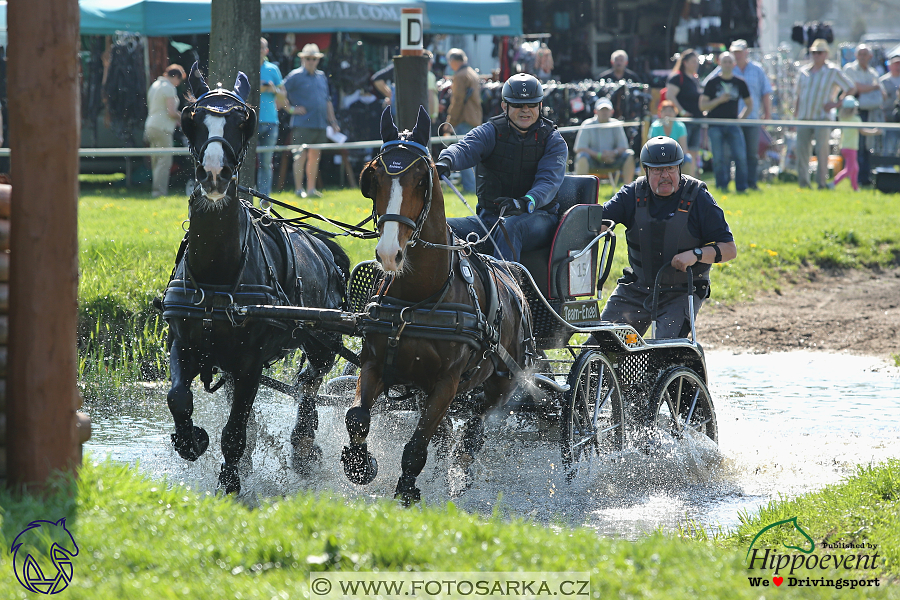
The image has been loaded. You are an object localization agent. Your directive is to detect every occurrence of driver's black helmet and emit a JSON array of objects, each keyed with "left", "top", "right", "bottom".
[
  {"left": 640, "top": 136, "right": 685, "bottom": 168},
  {"left": 501, "top": 73, "right": 544, "bottom": 104}
]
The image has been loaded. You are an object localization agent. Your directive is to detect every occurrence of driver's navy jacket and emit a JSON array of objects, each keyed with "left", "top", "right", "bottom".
[
  {"left": 602, "top": 175, "right": 734, "bottom": 287},
  {"left": 437, "top": 115, "right": 568, "bottom": 215}
]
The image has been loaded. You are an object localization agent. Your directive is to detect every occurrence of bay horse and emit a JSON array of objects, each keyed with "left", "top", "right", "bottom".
[
  {"left": 342, "top": 106, "right": 534, "bottom": 504},
  {"left": 161, "top": 64, "right": 350, "bottom": 494}
]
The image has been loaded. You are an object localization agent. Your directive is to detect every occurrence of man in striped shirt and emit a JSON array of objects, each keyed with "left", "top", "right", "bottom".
[{"left": 793, "top": 38, "right": 855, "bottom": 189}]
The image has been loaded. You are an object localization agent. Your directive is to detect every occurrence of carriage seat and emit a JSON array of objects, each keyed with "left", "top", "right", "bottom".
[{"left": 520, "top": 175, "right": 604, "bottom": 300}]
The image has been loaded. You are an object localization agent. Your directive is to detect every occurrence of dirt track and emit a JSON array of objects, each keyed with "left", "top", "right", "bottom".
[{"left": 696, "top": 268, "right": 900, "bottom": 359}]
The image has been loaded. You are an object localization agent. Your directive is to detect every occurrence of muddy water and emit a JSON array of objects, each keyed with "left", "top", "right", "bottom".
[{"left": 84, "top": 351, "right": 900, "bottom": 538}]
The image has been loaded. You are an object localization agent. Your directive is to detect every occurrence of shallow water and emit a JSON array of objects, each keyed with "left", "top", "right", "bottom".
[{"left": 84, "top": 351, "right": 900, "bottom": 538}]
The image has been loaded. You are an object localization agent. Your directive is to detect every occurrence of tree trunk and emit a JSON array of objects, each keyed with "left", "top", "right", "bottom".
[{"left": 209, "top": 0, "right": 261, "bottom": 188}]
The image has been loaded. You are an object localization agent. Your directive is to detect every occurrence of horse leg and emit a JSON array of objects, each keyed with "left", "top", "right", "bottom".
[
  {"left": 432, "top": 416, "right": 454, "bottom": 460},
  {"left": 167, "top": 344, "right": 209, "bottom": 461},
  {"left": 395, "top": 378, "right": 458, "bottom": 506},
  {"left": 341, "top": 362, "right": 383, "bottom": 485},
  {"left": 218, "top": 365, "right": 263, "bottom": 495},
  {"left": 449, "top": 378, "right": 512, "bottom": 496},
  {"left": 290, "top": 340, "right": 337, "bottom": 475}
]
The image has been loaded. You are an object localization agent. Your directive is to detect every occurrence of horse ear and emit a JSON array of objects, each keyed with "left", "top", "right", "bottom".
[
  {"left": 180, "top": 105, "right": 196, "bottom": 141},
  {"left": 242, "top": 106, "right": 258, "bottom": 139},
  {"left": 411, "top": 105, "right": 431, "bottom": 148},
  {"left": 234, "top": 71, "right": 251, "bottom": 101},
  {"left": 380, "top": 106, "right": 399, "bottom": 143},
  {"left": 359, "top": 161, "right": 378, "bottom": 200},
  {"left": 188, "top": 61, "right": 210, "bottom": 97}
]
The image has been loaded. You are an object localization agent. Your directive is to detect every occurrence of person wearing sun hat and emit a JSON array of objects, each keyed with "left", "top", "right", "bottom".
[
  {"left": 793, "top": 38, "right": 855, "bottom": 189},
  {"left": 283, "top": 43, "right": 339, "bottom": 198}
]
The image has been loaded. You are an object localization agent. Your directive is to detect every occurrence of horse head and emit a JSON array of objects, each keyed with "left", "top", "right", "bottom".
[
  {"left": 360, "top": 106, "right": 433, "bottom": 273},
  {"left": 181, "top": 62, "right": 257, "bottom": 205}
]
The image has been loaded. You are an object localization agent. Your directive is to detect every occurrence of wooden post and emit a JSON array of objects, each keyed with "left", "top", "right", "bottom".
[
  {"left": 394, "top": 8, "right": 427, "bottom": 131},
  {"left": 209, "top": 0, "right": 261, "bottom": 188},
  {"left": 0, "top": 183, "right": 9, "bottom": 484},
  {"left": 7, "top": 0, "right": 85, "bottom": 489}
]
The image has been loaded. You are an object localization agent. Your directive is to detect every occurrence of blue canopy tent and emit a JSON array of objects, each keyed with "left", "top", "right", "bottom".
[{"left": 74, "top": 0, "right": 521, "bottom": 36}]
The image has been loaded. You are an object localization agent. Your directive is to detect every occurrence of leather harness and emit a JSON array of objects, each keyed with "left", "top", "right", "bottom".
[{"left": 365, "top": 137, "right": 533, "bottom": 387}]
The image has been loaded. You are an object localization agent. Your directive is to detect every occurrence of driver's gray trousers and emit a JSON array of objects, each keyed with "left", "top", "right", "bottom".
[{"left": 594, "top": 281, "right": 706, "bottom": 340}]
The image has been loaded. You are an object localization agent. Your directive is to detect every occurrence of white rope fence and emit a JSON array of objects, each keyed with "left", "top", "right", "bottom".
[{"left": 0, "top": 117, "right": 897, "bottom": 158}]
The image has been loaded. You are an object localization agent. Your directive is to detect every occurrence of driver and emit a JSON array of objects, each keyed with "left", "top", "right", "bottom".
[
  {"left": 435, "top": 73, "right": 568, "bottom": 261},
  {"left": 593, "top": 136, "right": 737, "bottom": 340}
]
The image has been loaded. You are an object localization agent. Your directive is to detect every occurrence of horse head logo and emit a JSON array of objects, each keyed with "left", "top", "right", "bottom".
[
  {"left": 746, "top": 516, "right": 815, "bottom": 560},
  {"left": 11, "top": 518, "right": 79, "bottom": 594}
]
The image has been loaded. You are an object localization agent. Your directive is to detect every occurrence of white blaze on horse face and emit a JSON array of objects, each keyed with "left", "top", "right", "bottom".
[
  {"left": 375, "top": 178, "right": 406, "bottom": 272},
  {"left": 202, "top": 114, "right": 227, "bottom": 197}
]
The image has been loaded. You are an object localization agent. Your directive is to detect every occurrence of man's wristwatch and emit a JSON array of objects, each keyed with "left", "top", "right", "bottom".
[{"left": 692, "top": 247, "right": 704, "bottom": 263}]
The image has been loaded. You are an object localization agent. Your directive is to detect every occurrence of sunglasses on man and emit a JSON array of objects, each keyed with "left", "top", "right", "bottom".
[{"left": 507, "top": 102, "right": 540, "bottom": 109}]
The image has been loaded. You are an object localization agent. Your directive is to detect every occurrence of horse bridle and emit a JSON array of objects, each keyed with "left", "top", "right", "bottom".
[
  {"left": 371, "top": 138, "right": 433, "bottom": 246},
  {"left": 187, "top": 89, "right": 254, "bottom": 182}
]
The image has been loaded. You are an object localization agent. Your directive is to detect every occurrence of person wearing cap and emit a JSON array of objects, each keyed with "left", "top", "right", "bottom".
[
  {"left": 283, "top": 43, "right": 340, "bottom": 198},
  {"left": 435, "top": 73, "right": 567, "bottom": 262},
  {"left": 843, "top": 44, "right": 887, "bottom": 186},
  {"left": 587, "top": 136, "right": 736, "bottom": 341},
  {"left": 700, "top": 51, "right": 753, "bottom": 193},
  {"left": 441, "top": 48, "right": 482, "bottom": 193},
  {"left": 573, "top": 96, "right": 635, "bottom": 184},
  {"left": 793, "top": 39, "right": 855, "bottom": 190},
  {"left": 834, "top": 96, "right": 883, "bottom": 191},
  {"left": 707, "top": 39, "right": 773, "bottom": 190},
  {"left": 879, "top": 55, "right": 900, "bottom": 156}
]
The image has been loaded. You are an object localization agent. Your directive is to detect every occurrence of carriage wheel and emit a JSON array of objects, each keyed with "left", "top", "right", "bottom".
[
  {"left": 650, "top": 367, "right": 717, "bottom": 443},
  {"left": 560, "top": 349, "right": 625, "bottom": 481}
]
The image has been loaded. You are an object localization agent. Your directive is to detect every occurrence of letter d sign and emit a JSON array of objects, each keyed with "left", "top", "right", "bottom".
[{"left": 401, "top": 8, "right": 423, "bottom": 55}]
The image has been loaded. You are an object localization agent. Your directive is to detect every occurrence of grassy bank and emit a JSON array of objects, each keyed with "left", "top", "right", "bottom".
[
  {"left": 0, "top": 458, "right": 897, "bottom": 599},
  {"left": 77, "top": 181, "right": 900, "bottom": 390}
]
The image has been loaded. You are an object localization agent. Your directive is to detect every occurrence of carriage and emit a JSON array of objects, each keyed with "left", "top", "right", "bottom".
[
  {"left": 240, "top": 173, "right": 718, "bottom": 482},
  {"left": 161, "top": 70, "right": 717, "bottom": 498}
]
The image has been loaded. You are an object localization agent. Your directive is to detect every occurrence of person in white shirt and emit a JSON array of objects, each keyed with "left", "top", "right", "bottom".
[
  {"left": 144, "top": 64, "right": 185, "bottom": 198},
  {"left": 573, "top": 97, "right": 635, "bottom": 184}
]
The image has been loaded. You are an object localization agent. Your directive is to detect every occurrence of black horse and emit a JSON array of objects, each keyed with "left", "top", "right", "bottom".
[{"left": 161, "top": 64, "right": 350, "bottom": 494}]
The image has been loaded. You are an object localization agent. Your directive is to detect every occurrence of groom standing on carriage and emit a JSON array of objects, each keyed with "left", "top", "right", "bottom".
[{"left": 434, "top": 74, "right": 568, "bottom": 261}]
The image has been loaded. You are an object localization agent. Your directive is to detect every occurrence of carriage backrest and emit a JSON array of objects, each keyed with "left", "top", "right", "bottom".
[{"left": 520, "top": 175, "right": 602, "bottom": 300}]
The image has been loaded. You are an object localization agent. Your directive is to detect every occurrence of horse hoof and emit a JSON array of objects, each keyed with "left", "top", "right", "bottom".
[
  {"left": 171, "top": 425, "right": 210, "bottom": 461},
  {"left": 394, "top": 475, "right": 421, "bottom": 506},
  {"left": 447, "top": 465, "right": 473, "bottom": 498},
  {"left": 291, "top": 443, "right": 323, "bottom": 477},
  {"left": 341, "top": 444, "right": 378, "bottom": 485},
  {"left": 218, "top": 463, "right": 241, "bottom": 495}
]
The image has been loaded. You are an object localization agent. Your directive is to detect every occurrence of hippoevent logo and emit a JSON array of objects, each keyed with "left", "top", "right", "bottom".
[
  {"left": 10, "top": 518, "right": 79, "bottom": 594},
  {"left": 746, "top": 516, "right": 881, "bottom": 590}
]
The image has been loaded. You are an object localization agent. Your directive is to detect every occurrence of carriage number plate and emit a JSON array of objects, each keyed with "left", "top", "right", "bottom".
[
  {"left": 562, "top": 300, "right": 600, "bottom": 324},
  {"left": 568, "top": 250, "right": 593, "bottom": 296}
]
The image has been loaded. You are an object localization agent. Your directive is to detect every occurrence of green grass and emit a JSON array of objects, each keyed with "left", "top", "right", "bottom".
[
  {"left": 0, "top": 459, "right": 897, "bottom": 599},
  {"left": 76, "top": 181, "right": 900, "bottom": 391}
]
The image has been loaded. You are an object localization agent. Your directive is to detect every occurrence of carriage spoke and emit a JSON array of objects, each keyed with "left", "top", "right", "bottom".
[
  {"left": 684, "top": 387, "right": 701, "bottom": 426},
  {"left": 598, "top": 421, "right": 622, "bottom": 434}
]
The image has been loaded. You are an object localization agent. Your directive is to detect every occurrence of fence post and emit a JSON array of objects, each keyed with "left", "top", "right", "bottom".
[{"left": 7, "top": 0, "right": 89, "bottom": 490}]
